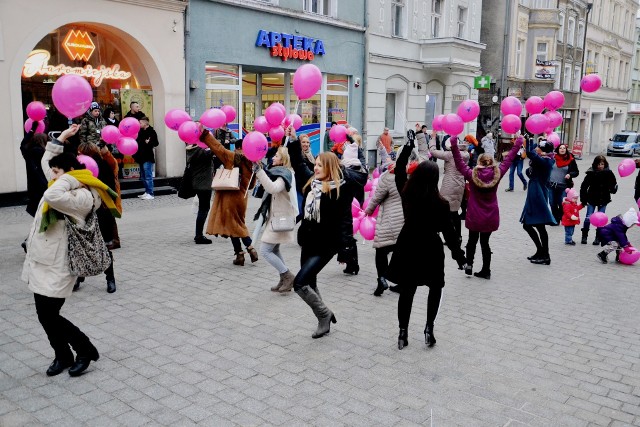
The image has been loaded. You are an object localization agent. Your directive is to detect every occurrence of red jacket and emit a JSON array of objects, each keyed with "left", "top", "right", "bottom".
[{"left": 561, "top": 199, "right": 583, "bottom": 226}]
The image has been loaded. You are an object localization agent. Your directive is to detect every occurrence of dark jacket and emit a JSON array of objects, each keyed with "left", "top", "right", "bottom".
[
  {"left": 549, "top": 155, "right": 579, "bottom": 188},
  {"left": 186, "top": 145, "right": 214, "bottom": 191},
  {"left": 79, "top": 112, "right": 107, "bottom": 145},
  {"left": 520, "top": 143, "right": 556, "bottom": 225},
  {"left": 579, "top": 167, "right": 618, "bottom": 206},
  {"left": 635, "top": 161, "right": 640, "bottom": 201},
  {"left": 134, "top": 126, "right": 159, "bottom": 164},
  {"left": 598, "top": 216, "right": 630, "bottom": 247},
  {"left": 386, "top": 141, "right": 465, "bottom": 288},
  {"left": 125, "top": 110, "right": 145, "bottom": 120},
  {"left": 20, "top": 130, "right": 48, "bottom": 217}
]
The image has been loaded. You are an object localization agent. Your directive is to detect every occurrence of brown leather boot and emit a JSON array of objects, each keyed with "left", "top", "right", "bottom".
[
  {"left": 247, "top": 246, "right": 259, "bottom": 263},
  {"left": 271, "top": 275, "right": 284, "bottom": 292},
  {"left": 233, "top": 251, "right": 245, "bottom": 266},
  {"left": 278, "top": 270, "right": 295, "bottom": 293}
]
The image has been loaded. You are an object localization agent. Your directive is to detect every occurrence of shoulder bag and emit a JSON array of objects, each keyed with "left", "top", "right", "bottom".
[
  {"left": 66, "top": 209, "right": 112, "bottom": 277},
  {"left": 178, "top": 164, "right": 196, "bottom": 199},
  {"left": 211, "top": 166, "right": 240, "bottom": 191},
  {"left": 270, "top": 212, "right": 296, "bottom": 232}
]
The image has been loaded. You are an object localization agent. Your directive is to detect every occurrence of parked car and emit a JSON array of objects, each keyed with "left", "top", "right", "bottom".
[{"left": 606, "top": 131, "right": 640, "bottom": 157}]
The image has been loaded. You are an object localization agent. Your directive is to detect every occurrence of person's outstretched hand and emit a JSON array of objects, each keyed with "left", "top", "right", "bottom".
[{"left": 59, "top": 124, "right": 80, "bottom": 142}]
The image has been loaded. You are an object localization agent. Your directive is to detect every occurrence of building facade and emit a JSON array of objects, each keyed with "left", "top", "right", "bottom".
[
  {"left": 187, "top": 0, "right": 366, "bottom": 155},
  {"left": 0, "top": 0, "right": 188, "bottom": 196},
  {"left": 625, "top": 15, "right": 640, "bottom": 131},
  {"left": 365, "top": 0, "right": 485, "bottom": 159}
]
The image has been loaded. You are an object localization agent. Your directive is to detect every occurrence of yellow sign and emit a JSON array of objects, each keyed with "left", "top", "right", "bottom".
[{"left": 62, "top": 29, "right": 96, "bottom": 61}]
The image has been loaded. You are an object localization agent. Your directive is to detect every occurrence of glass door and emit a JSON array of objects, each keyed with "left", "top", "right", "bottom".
[{"left": 243, "top": 96, "right": 258, "bottom": 132}]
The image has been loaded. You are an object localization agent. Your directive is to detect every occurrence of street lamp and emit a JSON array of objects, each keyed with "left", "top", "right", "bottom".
[{"left": 574, "top": 2, "right": 594, "bottom": 150}]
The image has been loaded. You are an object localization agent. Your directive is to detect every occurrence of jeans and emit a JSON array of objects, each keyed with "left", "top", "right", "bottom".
[
  {"left": 34, "top": 293, "right": 92, "bottom": 361},
  {"left": 195, "top": 190, "right": 212, "bottom": 237},
  {"left": 140, "top": 162, "right": 154, "bottom": 196},
  {"left": 548, "top": 185, "right": 567, "bottom": 223},
  {"left": 260, "top": 242, "right": 288, "bottom": 274},
  {"left": 583, "top": 204, "right": 607, "bottom": 230},
  {"left": 375, "top": 245, "right": 395, "bottom": 278},
  {"left": 466, "top": 231, "right": 492, "bottom": 271},
  {"left": 564, "top": 225, "right": 575, "bottom": 243},
  {"left": 293, "top": 246, "right": 335, "bottom": 292},
  {"left": 231, "top": 236, "right": 252, "bottom": 253},
  {"left": 508, "top": 158, "right": 527, "bottom": 190},
  {"left": 397, "top": 284, "right": 442, "bottom": 329}
]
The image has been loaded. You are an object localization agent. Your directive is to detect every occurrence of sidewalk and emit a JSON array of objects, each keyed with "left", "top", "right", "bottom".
[{"left": 1, "top": 156, "right": 639, "bottom": 426}]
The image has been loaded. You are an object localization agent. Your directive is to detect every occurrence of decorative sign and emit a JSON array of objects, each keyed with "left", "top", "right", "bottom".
[
  {"left": 22, "top": 50, "right": 132, "bottom": 87},
  {"left": 62, "top": 29, "right": 95, "bottom": 61},
  {"left": 571, "top": 140, "right": 584, "bottom": 158},
  {"left": 255, "top": 30, "right": 325, "bottom": 62},
  {"left": 474, "top": 75, "right": 490, "bottom": 89},
  {"left": 534, "top": 59, "right": 556, "bottom": 80}
]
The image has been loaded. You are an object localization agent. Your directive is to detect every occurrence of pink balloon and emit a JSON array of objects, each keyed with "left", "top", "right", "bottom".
[
  {"left": 26, "top": 101, "right": 47, "bottom": 121},
  {"left": 580, "top": 74, "right": 602, "bottom": 93},
  {"left": 269, "top": 126, "right": 285, "bottom": 143},
  {"left": 352, "top": 217, "right": 361, "bottom": 235},
  {"left": 293, "top": 64, "right": 322, "bottom": 100},
  {"left": 544, "top": 110, "right": 563, "bottom": 128},
  {"left": 51, "top": 75, "right": 93, "bottom": 119},
  {"left": 618, "top": 158, "right": 636, "bottom": 178},
  {"left": 501, "top": 114, "right": 522, "bottom": 134},
  {"left": 329, "top": 125, "right": 348, "bottom": 143},
  {"left": 200, "top": 108, "right": 227, "bottom": 129},
  {"left": 77, "top": 154, "right": 99, "bottom": 178},
  {"left": 265, "top": 105, "right": 286, "bottom": 127},
  {"left": 253, "top": 116, "right": 270, "bottom": 133},
  {"left": 544, "top": 91, "right": 565, "bottom": 111},
  {"left": 547, "top": 132, "right": 561, "bottom": 147},
  {"left": 372, "top": 168, "right": 381, "bottom": 179},
  {"left": 178, "top": 121, "right": 202, "bottom": 144},
  {"left": 525, "top": 114, "right": 550, "bottom": 135},
  {"left": 589, "top": 212, "right": 608, "bottom": 228},
  {"left": 164, "top": 109, "right": 191, "bottom": 131},
  {"left": 243, "top": 131, "right": 269, "bottom": 162},
  {"left": 432, "top": 114, "right": 445, "bottom": 132},
  {"left": 221, "top": 105, "right": 236, "bottom": 123},
  {"left": 101, "top": 125, "right": 121, "bottom": 144},
  {"left": 501, "top": 96, "right": 523, "bottom": 116},
  {"left": 24, "top": 119, "right": 45, "bottom": 134},
  {"left": 359, "top": 216, "right": 377, "bottom": 240},
  {"left": 619, "top": 250, "right": 640, "bottom": 265},
  {"left": 442, "top": 114, "right": 465, "bottom": 136},
  {"left": 284, "top": 114, "right": 303, "bottom": 130},
  {"left": 119, "top": 117, "right": 141, "bottom": 138},
  {"left": 525, "top": 96, "right": 545, "bottom": 115},
  {"left": 272, "top": 102, "right": 287, "bottom": 116},
  {"left": 456, "top": 100, "right": 480, "bottom": 123},
  {"left": 351, "top": 198, "right": 362, "bottom": 217},
  {"left": 364, "top": 179, "right": 373, "bottom": 192},
  {"left": 116, "top": 137, "right": 138, "bottom": 156},
  {"left": 362, "top": 198, "right": 379, "bottom": 218}
]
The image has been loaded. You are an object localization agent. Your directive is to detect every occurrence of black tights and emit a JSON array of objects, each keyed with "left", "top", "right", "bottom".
[
  {"left": 450, "top": 211, "right": 462, "bottom": 244},
  {"left": 523, "top": 224, "right": 549, "bottom": 255},
  {"left": 397, "top": 284, "right": 442, "bottom": 330},
  {"left": 293, "top": 247, "right": 335, "bottom": 293},
  {"left": 466, "top": 231, "right": 492, "bottom": 272},
  {"left": 195, "top": 190, "right": 212, "bottom": 237},
  {"left": 374, "top": 245, "right": 395, "bottom": 278},
  {"left": 231, "top": 236, "right": 252, "bottom": 253}
]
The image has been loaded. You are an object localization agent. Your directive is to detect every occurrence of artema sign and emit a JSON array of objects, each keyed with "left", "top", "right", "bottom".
[{"left": 255, "top": 30, "right": 325, "bottom": 62}]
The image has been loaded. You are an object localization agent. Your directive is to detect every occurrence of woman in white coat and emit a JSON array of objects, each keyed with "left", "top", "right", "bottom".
[
  {"left": 253, "top": 147, "right": 299, "bottom": 293},
  {"left": 22, "top": 125, "right": 111, "bottom": 377}
]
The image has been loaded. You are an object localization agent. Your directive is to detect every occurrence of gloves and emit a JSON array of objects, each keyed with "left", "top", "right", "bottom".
[
  {"left": 624, "top": 245, "right": 636, "bottom": 254},
  {"left": 252, "top": 162, "right": 262, "bottom": 172}
]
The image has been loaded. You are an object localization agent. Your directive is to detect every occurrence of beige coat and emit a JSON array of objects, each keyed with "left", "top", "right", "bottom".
[
  {"left": 256, "top": 168, "right": 298, "bottom": 245},
  {"left": 429, "top": 140, "right": 469, "bottom": 211},
  {"left": 364, "top": 171, "right": 404, "bottom": 248}
]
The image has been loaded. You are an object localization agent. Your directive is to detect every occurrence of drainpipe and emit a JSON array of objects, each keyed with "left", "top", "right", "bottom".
[
  {"left": 363, "top": 0, "right": 369, "bottom": 157},
  {"left": 500, "top": 0, "right": 512, "bottom": 105},
  {"left": 184, "top": 4, "right": 190, "bottom": 113},
  {"left": 575, "top": 3, "right": 593, "bottom": 153}
]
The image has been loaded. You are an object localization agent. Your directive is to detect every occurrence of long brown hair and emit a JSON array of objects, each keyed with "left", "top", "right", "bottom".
[{"left": 304, "top": 152, "right": 343, "bottom": 198}]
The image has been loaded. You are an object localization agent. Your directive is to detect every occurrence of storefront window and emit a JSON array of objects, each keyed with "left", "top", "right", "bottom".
[
  {"left": 326, "top": 74, "right": 349, "bottom": 93},
  {"left": 205, "top": 63, "right": 239, "bottom": 85},
  {"left": 205, "top": 63, "right": 240, "bottom": 128},
  {"left": 205, "top": 90, "right": 238, "bottom": 111},
  {"left": 242, "top": 72, "right": 257, "bottom": 96},
  {"left": 327, "top": 95, "right": 348, "bottom": 123}
]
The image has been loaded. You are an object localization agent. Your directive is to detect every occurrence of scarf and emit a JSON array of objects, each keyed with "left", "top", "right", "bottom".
[
  {"left": 253, "top": 167, "right": 294, "bottom": 223},
  {"left": 555, "top": 153, "right": 573, "bottom": 168},
  {"left": 302, "top": 149, "right": 315, "bottom": 165},
  {"left": 304, "top": 179, "right": 344, "bottom": 223},
  {"left": 40, "top": 169, "right": 120, "bottom": 232}
]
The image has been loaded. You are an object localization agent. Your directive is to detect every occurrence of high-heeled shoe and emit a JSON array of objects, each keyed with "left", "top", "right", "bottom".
[
  {"left": 247, "top": 246, "right": 259, "bottom": 263},
  {"left": 424, "top": 324, "right": 436, "bottom": 347},
  {"left": 398, "top": 328, "right": 408, "bottom": 350}
]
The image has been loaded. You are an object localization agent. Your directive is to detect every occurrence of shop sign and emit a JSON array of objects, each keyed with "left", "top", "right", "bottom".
[
  {"left": 534, "top": 59, "right": 556, "bottom": 80},
  {"left": 62, "top": 29, "right": 95, "bottom": 61},
  {"left": 255, "top": 30, "right": 325, "bottom": 62},
  {"left": 22, "top": 50, "right": 132, "bottom": 87}
]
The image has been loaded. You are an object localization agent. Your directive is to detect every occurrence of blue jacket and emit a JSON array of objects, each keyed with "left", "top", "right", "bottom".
[
  {"left": 598, "top": 216, "right": 630, "bottom": 247},
  {"left": 520, "top": 143, "right": 556, "bottom": 225}
]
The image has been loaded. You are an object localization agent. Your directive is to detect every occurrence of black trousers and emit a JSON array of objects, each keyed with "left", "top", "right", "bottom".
[
  {"left": 375, "top": 245, "right": 395, "bottom": 278},
  {"left": 466, "top": 231, "right": 492, "bottom": 272},
  {"left": 293, "top": 246, "right": 335, "bottom": 292},
  {"left": 34, "top": 293, "right": 92, "bottom": 361},
  {"left": 397, "top": 284, "right": 442, "bottom": 330},
  {"left": 231, "top": 236, "right": 252, "bottom": 253},
  {"left": 195, "top": 190, "right": 212, "bottom": 238}
]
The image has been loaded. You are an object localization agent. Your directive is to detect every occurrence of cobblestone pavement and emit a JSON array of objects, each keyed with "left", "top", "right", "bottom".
[{"left": 1, "top": 155, "right": 639, "bottom": 426}]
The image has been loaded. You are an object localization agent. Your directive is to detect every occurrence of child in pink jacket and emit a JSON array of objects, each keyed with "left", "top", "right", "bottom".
[{"left": 561, "top": 188, "right": 583, "bottom": 245}]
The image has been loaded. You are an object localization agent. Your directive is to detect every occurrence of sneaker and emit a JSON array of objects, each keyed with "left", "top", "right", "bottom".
[
  {"left": 194, "top": 236, "right": 212, "bottom": 244},
  {"left": 565, "top": 241, "right": 576, "bottom": 246},
  {"left": 505, "top": 188, "right": 514, "bottom": 192},
  {"left": 137, "top": 193, "right": 148, "bottom": 198},
  {"left": 141, "top": 193, "right": 154, "bottom": 200},
  {"left": 596, "top": 252, "right": 608, "bottom": 264},
  {"left": 464, "top": 264, "right": 473, "bottom": 276}
]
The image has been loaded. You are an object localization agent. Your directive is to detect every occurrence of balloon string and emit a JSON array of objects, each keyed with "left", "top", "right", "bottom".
[
  {"left": 294, "top": 100, "right": 300, "bottom": 115},
  {"left": 67, "top": 118, "right": 73, "bottom": 125}
]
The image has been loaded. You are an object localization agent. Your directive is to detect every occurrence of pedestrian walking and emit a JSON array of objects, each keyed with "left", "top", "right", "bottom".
[
  {"left": 505, "top": 140, "right": 528, "bottom": 192},
  {"left": 579, "top": 155, "right": 618, "bottom": 245},
  {"left": 185, "top": 144, "right": 214, "bottom": 244}
]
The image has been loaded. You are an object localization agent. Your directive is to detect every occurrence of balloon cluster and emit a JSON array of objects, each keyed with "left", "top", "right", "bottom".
[
  {"left": 24, "top": 102, "right": 46, "bottom": 133},
  {"left": 100, "top": 117, "right": 140, "bottom": 156},
  {"left": 351, "top": 198, "right": 377, "bottom": 240},
  {"left": 253, "top": 102, "right": 302, "bottom": 144},
  {"left": 618, "top": 159, "right": 636, "bottom": 178}
]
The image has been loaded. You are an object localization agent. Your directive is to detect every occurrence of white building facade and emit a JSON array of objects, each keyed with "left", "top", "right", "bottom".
[{"left": 626, "top": 15, "right": 640, "bottom": 132}]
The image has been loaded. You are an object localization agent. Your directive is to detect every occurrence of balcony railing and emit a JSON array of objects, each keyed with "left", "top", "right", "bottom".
[{"left": 419, "top": 37, "right": 485, "bottom": 72}]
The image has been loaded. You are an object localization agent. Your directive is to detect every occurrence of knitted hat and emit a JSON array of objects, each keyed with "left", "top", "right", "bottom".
[
  {"left": 565, "top": 188, "right": 578, "bottom": 200},
  {"left": 622, "top": 208, "right": 640, "bottom": 227},
  {"left": 538, "top": 140, "right": 554, "bottom": 153},
  {"left": 89, "top": 102, "right": 101, "bottom": 112}
]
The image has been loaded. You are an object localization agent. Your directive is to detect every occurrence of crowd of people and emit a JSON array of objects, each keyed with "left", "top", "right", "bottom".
[{"left": 18, "top": 103, "right": 640, "bottom": 376}]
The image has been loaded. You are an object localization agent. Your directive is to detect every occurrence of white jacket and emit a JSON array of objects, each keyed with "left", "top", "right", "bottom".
[{"left": 256, "top": 168, "right": 298, "bottom": 245}]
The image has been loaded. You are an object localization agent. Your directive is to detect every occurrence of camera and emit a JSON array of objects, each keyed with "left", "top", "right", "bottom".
[{"left": 354, "top": 78, "right": 360, "bottom": 88}]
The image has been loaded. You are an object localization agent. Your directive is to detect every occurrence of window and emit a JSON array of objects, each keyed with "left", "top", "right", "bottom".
[
  {"left": 558, "top": 11, "right": 565, "bottom": 42},
  {"left": 205, "top": 63, "right": 240, "bottom": 125},
  {"left": 425, "top": 93, "right": 439, "bottom": 127},
  {"left": 303, "top": 0, "right": 333, "bottom": 16},
  {"left": 636, "top": 49, "right": 640, "bottom": 70},
  {"left": 431, "top": 0, "right": 441, "bottom": 38},
  {"left": 515, "top": 39, "right": 524, "bottom": 77},
  {"left": 385, "top": 93, "right": 397, "bottom": 130},
  {"left": 457, "top": 7, "right": 467, "bottom": 38},
  {"left": 619, "top": 60, "right": 624, "bottom": 89},
  {"left": 577, "top": 22, "right": 584, "bottom": 48},
  {"left": 326, "top": 74, "right": 349, "bottom": 125},
  {"left": 573, "top": 66, "right": 581, "bottom": 91},
  {"left": 536, "top": 42, "right": 548, "bottom": 61},
  {"left": 567, "top": 17, "right": 575, "bottom": 46},
  {"left": 563, "top": 64, "right": 571, "bottom": 90},
  {"left": 392, "top": 0, "right": 406, "bottom": 38},
  {"left": 605, "top": 57, "right": 612, "bottom": 87},
  {"left": 532, "top": 0, "right": 553, "bottom": 8}
]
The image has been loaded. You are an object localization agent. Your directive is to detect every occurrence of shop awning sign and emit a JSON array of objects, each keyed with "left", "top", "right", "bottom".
[
  {"left": 62, "top": 29, "right": 95, "bottom": 62},
  {"left": 256, "top": 30, "right": 325, "bottom": 62}
]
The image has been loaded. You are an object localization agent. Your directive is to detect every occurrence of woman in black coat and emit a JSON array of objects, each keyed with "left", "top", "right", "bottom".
[
  {"left": 579, "top": 155, "right": 618, "bottom": 245},
  {"left": 386, "top": 138, "right": 465, "bottom": 350},
  {"left": 185, "top": 144, "right": 214, "bottom": 244},
  {"left": 20, "top": 125, "right": 48, "bottom": 217},
  {"left": 288, "top": 138, "right": 357, "bottom": 339}
]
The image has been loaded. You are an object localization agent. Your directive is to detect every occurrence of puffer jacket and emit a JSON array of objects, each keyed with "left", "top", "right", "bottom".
[
  {"left": 364, "top": 170, "right": 404, "bottom": 248},
  {"left": 414, "top": 131, "right": 430, "bottom": 161},
  {"left": 79, "top": 113, "right": 106, "bottom": 145},
  {"left": 428, "top": 139, "right": 469, "bottom": 211},
  {"left": 580, "top": 167, "right": 618, "bottom": 206}
]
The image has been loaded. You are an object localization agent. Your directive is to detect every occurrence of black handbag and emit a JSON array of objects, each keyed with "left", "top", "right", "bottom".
[
  {"left": 66, "top": 209, "right": 112, "bottom": 277},
  {"left": 178, "top": 164, "right": 196, "bottom": 199}
]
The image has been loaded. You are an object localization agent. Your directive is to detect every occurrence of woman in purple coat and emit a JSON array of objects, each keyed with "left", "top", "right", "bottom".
[{"left": 450, "top": 134, "right": 524, "bottom": 279}]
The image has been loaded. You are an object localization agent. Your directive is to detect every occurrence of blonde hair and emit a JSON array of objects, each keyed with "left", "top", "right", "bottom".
[
  {"left": 276, "top": 146, "right": 291, "bottom": 168},
  {"left": 299, "top": 134, "right": 310, "bottom": 144},
  {"left": 477, "top": 153, "right": 495, "bottom": 167},
  {"left": 353, "top": 134, "right": 362, "bottom": 146},
  {"left": 304, "top": 152, "right": 343, "bottom": 198}
]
